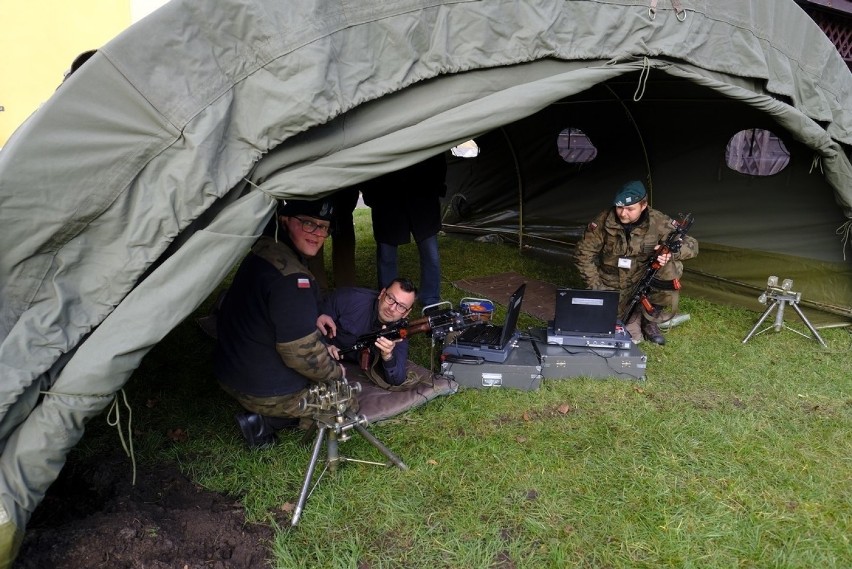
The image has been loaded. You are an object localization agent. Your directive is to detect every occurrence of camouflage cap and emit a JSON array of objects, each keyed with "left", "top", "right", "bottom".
[{"left": 613, "top": 180, "right": 647, "bottom": 207}]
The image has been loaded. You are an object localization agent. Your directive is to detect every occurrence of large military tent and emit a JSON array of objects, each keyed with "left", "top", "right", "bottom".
[
  {"left": 1, "top": 0, "right": 851, "bottom": 562},
  {"left": 439, "top": 67, "right": 852, "bottom": 323}
]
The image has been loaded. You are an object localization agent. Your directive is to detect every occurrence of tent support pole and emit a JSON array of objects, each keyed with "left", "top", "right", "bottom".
[
  {"left": 605, "top": 85, "right": 654, "bottom": 201},
  {"left": 500, "top": 126, "right": 524, "bottom": 252}
]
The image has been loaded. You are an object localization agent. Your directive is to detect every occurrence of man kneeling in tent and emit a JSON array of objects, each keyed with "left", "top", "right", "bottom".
[
  {"left": 318, "top": 277, "right": 440, "bottom": 391},
  {"left": 574, "top": 180, "right": 699, "bottom": 345},
  {"left": 214, "top": 198, "right": 347, "bottom": 448}
]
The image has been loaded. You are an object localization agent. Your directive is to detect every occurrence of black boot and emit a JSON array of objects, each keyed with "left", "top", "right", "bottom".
[
  {"left": 235, "top": 413, "right": 301, "bottom": 448},
  {"left": 235, "top": 413, "right": 286, "bottom": 448},
  {"left": 641, "top": 309, "right": 666, "bottom": 345}
]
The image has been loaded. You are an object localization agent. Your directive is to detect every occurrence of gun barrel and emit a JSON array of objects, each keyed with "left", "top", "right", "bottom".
[{"left": 337, "top": 309, "right": 476, "bottom": 354}]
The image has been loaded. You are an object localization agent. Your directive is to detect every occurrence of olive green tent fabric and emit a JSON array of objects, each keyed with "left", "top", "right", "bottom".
[
  {"left": 0, "top": 1, "right": 851, "bottom": 562},
  {"left": 439, "top": 68, "right": 852, "bottom": 324}
]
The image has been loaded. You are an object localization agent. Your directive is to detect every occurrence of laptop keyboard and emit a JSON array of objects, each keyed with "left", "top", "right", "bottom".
[{"left": 461, "top": 324, "right": 503, "bottom": 346}]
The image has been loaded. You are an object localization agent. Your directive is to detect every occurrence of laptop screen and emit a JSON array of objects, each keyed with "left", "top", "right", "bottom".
[
  {"left": 553, "top": 288, "right": 618, "bottom": 336},
  {"left": 498, "top": 283, "right": 526, "bottom": 346},
  {"left": 455, "top": 283, "right": 526, "bottom": 348},
  {"left": 442, "top": 283, "right": 527, "bottom": 363}
]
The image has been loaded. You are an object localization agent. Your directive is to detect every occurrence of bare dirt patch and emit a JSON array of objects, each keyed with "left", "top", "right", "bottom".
[{"left": 13, "top": 451, "right": 273, "bottom": 569}]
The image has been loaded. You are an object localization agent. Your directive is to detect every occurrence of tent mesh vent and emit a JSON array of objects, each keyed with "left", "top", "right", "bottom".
[{"left": 803, "top": 7, "right": 852, "bottom": 69}]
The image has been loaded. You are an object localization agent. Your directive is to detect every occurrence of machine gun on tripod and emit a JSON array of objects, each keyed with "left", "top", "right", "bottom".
[
  {"left": 621, "top": 212, "right": 694, "bottom": 323},
  {"left": 291, "top": 375, "right": 408, "bottom": 526}
]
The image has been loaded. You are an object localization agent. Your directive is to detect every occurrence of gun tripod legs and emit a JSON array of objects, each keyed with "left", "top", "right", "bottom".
[
  {"left": 291, "top": 416, "right": 408, "bottom": 527},
  {"left": 788, "top": 302, "right": 827, "bottom": 347},
  {"left": 292, "top": 424, "right": 328, "bottom": 526},
  {"left": 742, "top": 299, "right": 827, "bottom": 347},
  {"left": 742, "top": 300, "right": 780, "bottom": 344},
  {"left": 352, "top": 421, "right": 409, "bottom": 471}
]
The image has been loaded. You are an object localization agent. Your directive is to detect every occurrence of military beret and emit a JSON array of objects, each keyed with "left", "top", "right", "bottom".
[{"left": 613, "top": 180, "right": 647, "bottom": 207}]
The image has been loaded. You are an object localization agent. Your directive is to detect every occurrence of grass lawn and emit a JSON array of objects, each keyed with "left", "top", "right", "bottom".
[{"left": 79, "top": 209, "right": 851, "bottom": 568}]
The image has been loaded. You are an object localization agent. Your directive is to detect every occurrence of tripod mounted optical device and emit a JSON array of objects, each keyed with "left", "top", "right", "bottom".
[
  {"left": 742, "top": 276, "right": 827, "bottom": 347},
  {"left": 291, "top": 376, "right": 408, "bottom": 526}
]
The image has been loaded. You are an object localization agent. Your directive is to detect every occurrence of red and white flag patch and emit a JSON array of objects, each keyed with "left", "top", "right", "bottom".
[{"left": 297, "top": 278, "right": 311, "bottom": 289}]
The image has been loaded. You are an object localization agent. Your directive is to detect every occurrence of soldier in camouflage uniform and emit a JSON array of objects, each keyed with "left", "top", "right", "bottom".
[
  {"left": 574, "top": 180, "right": 698, "bottom": 345},
  {"left": 214, "top": 198, "right": 347, "bottom": 447}
]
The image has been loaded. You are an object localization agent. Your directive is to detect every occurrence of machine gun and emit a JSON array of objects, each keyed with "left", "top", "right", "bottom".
[
  {"left": 292, "top": 375, "right": 408, "bottom": 526},
  {"left": 621, "top": 212, "right": 694, "bottom": 323},
  {"left": 292, "top": 307, "right": 478, "bottom": 525},
  {"left": 338, "top": 308, "right": 473, "bottom": 356}
]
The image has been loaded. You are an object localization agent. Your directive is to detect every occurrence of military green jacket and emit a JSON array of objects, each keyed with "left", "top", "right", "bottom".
[{"left": 574, "top": 207, "right": 698, "bottom": 311}]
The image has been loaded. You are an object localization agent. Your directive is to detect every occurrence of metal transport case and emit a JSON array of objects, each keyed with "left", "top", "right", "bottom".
[
  {"left": 440, "top": 338, "right": 542, "bottom": 391},
  {"left": 546, "top": 324, "right": 633, "bottom": 350},
  {"left": 536, "top": 339, "right": 646, "bottom": 381}
]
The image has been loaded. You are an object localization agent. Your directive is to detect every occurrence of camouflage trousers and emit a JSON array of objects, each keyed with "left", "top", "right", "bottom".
[{"left": 219, "top": 380, "right": 360, "bottom": 430}]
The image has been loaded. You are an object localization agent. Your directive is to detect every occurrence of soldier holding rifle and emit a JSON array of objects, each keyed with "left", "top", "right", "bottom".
[{"left": 574, "top": 180, "right": 698, "bottom": 345}]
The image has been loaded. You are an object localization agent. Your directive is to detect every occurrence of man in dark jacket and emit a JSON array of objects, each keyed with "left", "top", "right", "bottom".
[
  {"left": 360, "top": 154, "right": 447, "bottom": 307},
  {"left": 317, "top": 277, "right": 425, "bottom": 390},
  {"left": 574, "top": 180, "right": 698, "bottom": 345},
  {"left": 214, "top": 198, "right": 345, "bottom": 447}
]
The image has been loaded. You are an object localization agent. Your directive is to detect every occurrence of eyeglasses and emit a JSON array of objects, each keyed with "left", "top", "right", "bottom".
[
  {"left": 293, "top": 217, "right": 331, "bottom": 237},
  {"left": 382, "top": 291, "right": 411, "bottom": 314}
]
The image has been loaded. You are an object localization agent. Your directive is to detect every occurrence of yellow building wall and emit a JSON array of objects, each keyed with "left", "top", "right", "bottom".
[{"left": 0, "top": 1, "right": 137, "bottom": 146}]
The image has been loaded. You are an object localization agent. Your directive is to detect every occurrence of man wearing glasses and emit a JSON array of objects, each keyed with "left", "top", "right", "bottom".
[
  {"left": 214, "top": 198, "right": 347, "bottom": 448},
  {"left": 317, "top": 277, "right": 423, "bottom": 390}
]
